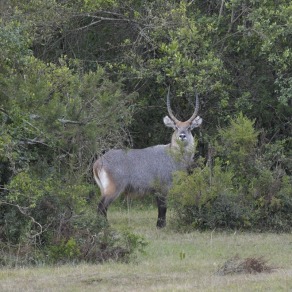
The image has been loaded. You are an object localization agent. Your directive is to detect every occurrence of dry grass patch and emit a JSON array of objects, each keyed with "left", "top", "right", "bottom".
[
  {"left": 1, "top": 207, "right": 292, "bottom": 291},
  {"left": 216, "top": 255, "right": 275, "bottom": 275}
]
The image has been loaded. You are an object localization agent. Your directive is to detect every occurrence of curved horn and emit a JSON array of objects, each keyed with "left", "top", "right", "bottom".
[
  {"left": 186, "top": 89, "right": 199, "bottom": 123},
  {"left": 166, "top": 86, "right": 180, "bottom": 123}
]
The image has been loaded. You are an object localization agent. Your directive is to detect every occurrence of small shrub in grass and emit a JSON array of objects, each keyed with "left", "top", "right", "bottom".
[
  {"left": 78, "top": 227, "right": 148, "bottom": 263},
  {"left": 216, "top": 255, "right": 274, "bottom": 275},
  {"left": 0, "top": 172, "right": 148, "bottom": 266},
  {"left": 0, "top": 242, "right": 46, "bottom": 267},
  {"left": 48, "top": 238, "right": 80, "bottom": 264},
  {"left": 46, "top": 227, "right": 148, "bottom": 264},
  {"left": 71, "top": 210, "right": 148, "bottom": 264}
]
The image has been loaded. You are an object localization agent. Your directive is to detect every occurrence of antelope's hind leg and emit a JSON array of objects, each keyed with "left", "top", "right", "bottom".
[
  {"left": 98, "top": 195, "right": 116, "bottom": 218},
  {"left": 94, "top": 167, "right": 120, "bottom": 219}
]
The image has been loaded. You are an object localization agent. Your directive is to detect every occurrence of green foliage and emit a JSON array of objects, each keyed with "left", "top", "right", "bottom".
[
  {"left": 216, "top": 113, "right": 259, "bottom": 185},
  {"left": 0, "top": 171, "right": 147, "bottom": 266},
  {"left": 83, "top": 227, "right": 148, "bottom": 263},
  {"left": 169, "top": 159, "right": 247, "bottom": 230},
  {"left": 0, "top": 2, "right": 143, "bottom": 267},
  {"left": 1, "top": 171, "right": 88, "bottom": 244},
  {"left": 1, "top": 53, "right": 135, "bottom": 178},
  {"left": 49, "top": 238, "right": 81, "bottom": 263},
  {"left": 82, "top": 0, "right": 118, "bottom": 11},
  {"left": 170, "top": 114, "right": 292, "bottom": 231},
  {"left": 118, "top": 228, "right": 148, "bottom": 257},
  {"left": 170, "top": 158, "right": 233, "bottom": 209},
  {"left": 1, "top": 0, "right": 292, "bottom": 265},
  {"left": 218, "top": 113, "right": 258, "bottom": 157},
  {"left": 0, "top": 19, "right": 32, "bottom": 70}
]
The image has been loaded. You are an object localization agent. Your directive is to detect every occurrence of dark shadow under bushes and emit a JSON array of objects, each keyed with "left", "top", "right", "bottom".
[{"left": 169, "top": 114, "right": 292, "bottom": 232}]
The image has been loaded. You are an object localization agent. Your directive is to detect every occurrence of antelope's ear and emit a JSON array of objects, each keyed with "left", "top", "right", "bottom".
[
  {"left": 190, "top": 116, "right": 202, "bottom": 129},
  {"left": 163, "top": 116, "right": 176, "bottom": 129}
]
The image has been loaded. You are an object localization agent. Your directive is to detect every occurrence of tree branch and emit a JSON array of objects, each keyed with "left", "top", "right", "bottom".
[
  {"left": 0, "top": 201, "right": 44, "bottom": 240},
  {"left": 58, "top": 118, "right": 84, "bottom": 125}
]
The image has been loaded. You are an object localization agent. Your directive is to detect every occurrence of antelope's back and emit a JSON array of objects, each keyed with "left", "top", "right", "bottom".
[{"left": 98, "top": 145, "right": 177, "bottom": 192}]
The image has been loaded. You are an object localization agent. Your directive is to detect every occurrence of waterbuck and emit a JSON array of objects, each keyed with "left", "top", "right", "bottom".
[{"left": 93, "top": 88, "right": 202, "bottom": 227}]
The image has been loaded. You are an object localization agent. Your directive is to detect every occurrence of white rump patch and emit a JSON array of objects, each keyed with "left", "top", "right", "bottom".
[{"left": 99, "top": 168, "right": 110, "bottom": 191}]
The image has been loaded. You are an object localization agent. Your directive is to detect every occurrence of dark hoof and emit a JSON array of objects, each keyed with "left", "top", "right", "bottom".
[{"left": 156, "top": 219, "right": 166, "bottom": 228}]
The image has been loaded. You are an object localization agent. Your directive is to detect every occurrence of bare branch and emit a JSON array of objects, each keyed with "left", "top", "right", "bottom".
[
  {"left": 0, "top": 107, "right": 9, "bottom": 116},
  {"left": 218, "top": 0, "right": 225, "bottom": 25},
  {"left": 25, "top": 138, "right": 49, "bottom": 146},
  {"left": 58, "top": 118, "right": 84, "bottom": 125},
  {"left": 71, "top": 13, "right": 134, "bottom": 31},
  {"left": 0, "top": 201, "right": 44, "bottom": 240}
]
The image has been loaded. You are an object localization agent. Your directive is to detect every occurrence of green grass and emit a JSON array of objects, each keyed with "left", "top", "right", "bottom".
[{"left": 1, "top": 205, "right": 292, "bottom": 291}]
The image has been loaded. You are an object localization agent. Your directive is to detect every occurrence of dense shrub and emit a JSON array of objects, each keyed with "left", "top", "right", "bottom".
[
  {"left": 169, "top": 114, "right": 292, "bottom": 231},
  {"left": 0, "top": 172, "right": 147, "bottom": 266},
  {"left": 0, "top": 22, "right": 143, "bottom": 266}
]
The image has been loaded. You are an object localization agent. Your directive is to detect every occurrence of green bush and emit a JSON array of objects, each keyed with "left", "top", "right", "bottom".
[
  {"left": 0, "top": 172, "right": 147, "bottom": 266},
  {"left": 0, "top": 28, "right": 141, "bottom": 266},
  {"left": 169, "top": 159, "right": 249, "bottom": 230},
  {"left": 169, "top": 114, "right": 292, "bottom": 231},
  {"left": 48, "top": 238, "right": 81, "bottom": 264}
]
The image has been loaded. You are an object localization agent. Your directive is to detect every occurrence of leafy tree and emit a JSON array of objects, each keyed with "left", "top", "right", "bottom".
[{"left": 0, "top": 11, "right": 139, "bottom": 265}]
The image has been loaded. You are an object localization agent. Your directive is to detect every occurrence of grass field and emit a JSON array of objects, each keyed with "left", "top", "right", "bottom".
[{"left": 1, "top": 205, "right": 292, "bottom": 291}]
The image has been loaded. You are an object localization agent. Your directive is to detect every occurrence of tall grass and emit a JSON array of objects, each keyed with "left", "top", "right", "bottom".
[{"left": 1, "top": 205, "right": 292, "bottom": 291}]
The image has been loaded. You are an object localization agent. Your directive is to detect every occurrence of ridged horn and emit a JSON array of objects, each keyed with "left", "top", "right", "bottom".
[
  {"left": 166, "top": 86, "right": 180, "bottom": 123},
  {"left": 186, "top": 89, "right": 199, "bottom": 123}
]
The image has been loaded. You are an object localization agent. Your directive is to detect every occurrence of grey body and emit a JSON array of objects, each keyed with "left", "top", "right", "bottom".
[
  {"left": 99, "top": 144, "right": 187, "bottom": 194},
  {"left": 93, "top": 88, "right": 202, "bottom": 227}
]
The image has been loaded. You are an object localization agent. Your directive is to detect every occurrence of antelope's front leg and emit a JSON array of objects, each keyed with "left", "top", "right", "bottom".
[{"left": 156, "top": 195, "right": 167, "bottom": 228}]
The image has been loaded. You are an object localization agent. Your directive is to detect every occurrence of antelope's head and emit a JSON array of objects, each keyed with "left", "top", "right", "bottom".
[{"left": 163, "top": 87, "right": 202, "bottom": 149}]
